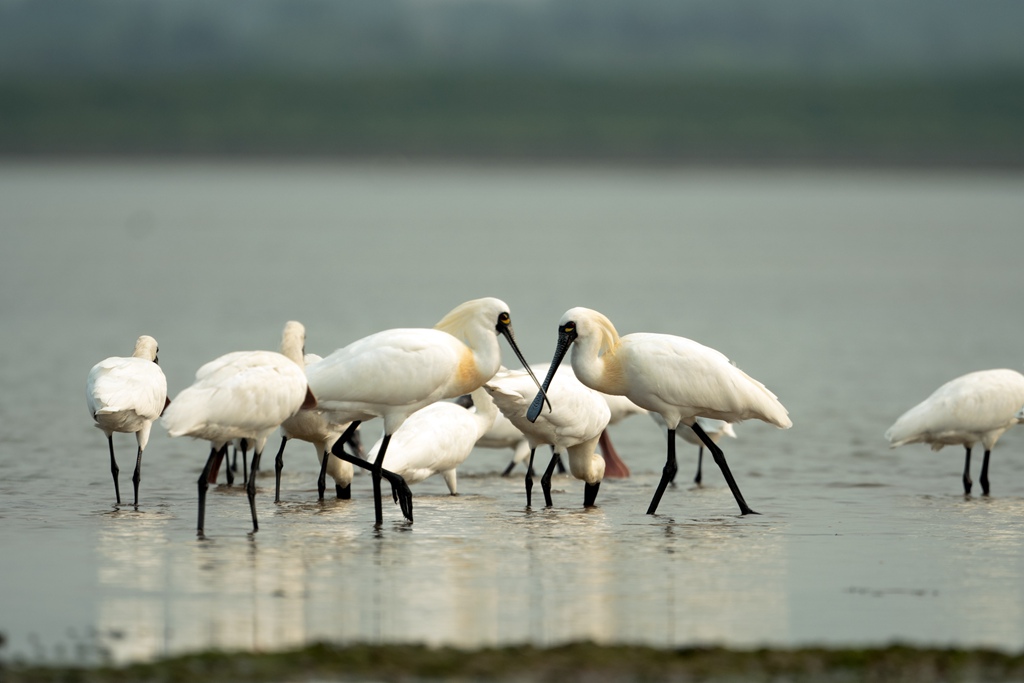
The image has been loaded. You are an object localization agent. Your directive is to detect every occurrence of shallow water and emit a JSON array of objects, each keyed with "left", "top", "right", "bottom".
[{"left": 1, "top": 161, "right": 1023, "bottom": 664}]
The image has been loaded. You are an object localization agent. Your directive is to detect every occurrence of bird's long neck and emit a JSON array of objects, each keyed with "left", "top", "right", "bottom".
[
  {"left": 571, "top": 335, "right": 626, "bottom": 396},
  {"left": 279, "top": 333, "right": 304, "bottom": 366},
  {"left": 467, "top": 386, "right": 499, "bottom": 437}
]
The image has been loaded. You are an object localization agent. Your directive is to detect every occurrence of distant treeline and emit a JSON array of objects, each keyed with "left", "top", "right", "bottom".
[{"left": 2, "top": 72, "right": 1022, "bottom": 166}]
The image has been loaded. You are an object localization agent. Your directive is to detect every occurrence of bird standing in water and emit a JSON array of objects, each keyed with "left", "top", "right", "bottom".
[
  {"left": 86, "top": 335, "right": 169, "bottom": 506},
  {"left": 529, "top": 307, "right": 791, "bottom": 516},
  {"left": 162, "top": 321, "right": 315, "bottom": 535},
  {"left": 306, "top": 297, "right": 546, "bottom": 526},
  {"left": 886, "top": 368, "right": 1024, "bottom": 495}
]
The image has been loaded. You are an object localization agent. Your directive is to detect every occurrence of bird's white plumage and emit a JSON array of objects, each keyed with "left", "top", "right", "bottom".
[
  {"left": 162, "top": 321, "right": 314, "bottom": 533},
  {"left": 486, "top": 365, "right": 610, "bottom": 485},
  {"left": 604, "top": 392, "right": 648, "bottom": 426},
  {"left": 86, "top": 335, "right": 168, "bottom": 505},
  {"left": 474, "top": 407, "right": 533, "bottom": 468},
  {"left": 364, "top": 386, "right": 497, "bottom": 494},
  {"left": 161, "top": 322, "right": 310, "bottom": 455},
  {"left": 163, "top": 349, "right": 310, "bottom": 447},
  {"left": 306, "top": 297, "right": 515, "bottom": 435},
  {"left": 535, "top": 307, "right": 788, "bottom": 515},
  {"left": 305, "top": 298, "right": 535, "bottom": 525},
  {"left": 563, "top": 308, "right": 791, "bottom": 431},
  {"left": 279, "top": 353, "right": 355, "bottom": 490},
  {"left": 885, "top": 369, "right": 1024, "bottom": 452},
  {"left": 87, "top": 335, "right": 167, "bottom": 445},
  {"left": 474, "top": 367, "right": 641, "bottom": 476}
]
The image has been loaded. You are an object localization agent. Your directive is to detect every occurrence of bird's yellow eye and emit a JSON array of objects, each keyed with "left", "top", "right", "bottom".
[
  {"left": 564, "top": 325, "right": 575, "bottom": 334},
  {"left": 499, "top": 313, "right": 511, "bottom": 325}
]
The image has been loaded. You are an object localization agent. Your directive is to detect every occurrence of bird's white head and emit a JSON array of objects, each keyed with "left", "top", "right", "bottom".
[
  {"left": 527, "top": 307, "right": 619, "bottom": 423},
  {"left": 132, "top": 335, "right": 159, "bottom": 362},
  {"left": 434, "top": 297, "right": 510, "bottom": 339},
  {"left": 435, "top": 297, "right": 548, "bottom": 414},
  {"left": 560, "top": 307, "right": 620, "bottom": 356}
]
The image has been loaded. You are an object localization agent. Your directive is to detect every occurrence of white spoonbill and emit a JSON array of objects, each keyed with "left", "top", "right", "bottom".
[
  {"left": 162, "top": 321, "right": 316, "bottom": 534},
  {"left": 486, "top": 365, "right": 610, "bottom": 508},
  {"left": 650, "top": 413, "right": 737, "bottom": 485},
  {"left": 363, "top": 386, "right": 497, "bottom": 494},
  {"left": 306, "top": 297, "right": 545, "bottom": 526},
  {"left": 86, "top": 335, "right": 169, "bottom": 506},
  {"left": 528, "top": 307, "right": 791, "bottom": 516},
  {"left": 467, "top": 374, "right": 637, "bottom": 479},
  {"left": 271, "top": 353, "right": 362, "bottom": 503},
  {"left": 885, "top": 368, "right": 1024, "bottom": 495}
]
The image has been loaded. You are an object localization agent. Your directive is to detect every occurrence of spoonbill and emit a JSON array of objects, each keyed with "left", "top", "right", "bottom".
[
  {"left": 651, "top": 413, "right": 737, "bottom": 485},
  {"left": 270, "top": 353, "right": 363, "bottom": 503},
  {"left": 86, "top": 335, "right": 169, "bottom": 506},
  {"left": 486, "top": 365, "right": 610, "bottom": 508},
  {"left": 885, "top": 368, "right": 1024, "bottom": 495},
  {"left": 306, "top": 297, "right": 545, "bottom": 526},
  {"left": 363, "top": 386, "right": 497, "bottom": 494},
  {"left": 528, "top": 307, "right": 791, "bottom": 516},
  {"left": 468, "top": 377, "right": 638, "bottom": 479},
  {"left": 162, "top": 321, "right": 316, "bottom": 534}
]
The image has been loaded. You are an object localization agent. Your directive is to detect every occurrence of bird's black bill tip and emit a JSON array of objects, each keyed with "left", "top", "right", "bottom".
[
  {"left": 526, "top": 392, "right": 546, "bottom": 423},
  {"left": 500, "top": 323, "right": 552, "bottom": 417}
]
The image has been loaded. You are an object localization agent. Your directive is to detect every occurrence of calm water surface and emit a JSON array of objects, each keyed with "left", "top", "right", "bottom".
[{"left": 1, "top": 161, "right": 1023, "bottom": 664}]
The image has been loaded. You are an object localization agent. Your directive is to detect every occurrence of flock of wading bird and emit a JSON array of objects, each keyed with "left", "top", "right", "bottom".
[{"left": 86, "top": 298, "right": 1024, "bottom": 535}]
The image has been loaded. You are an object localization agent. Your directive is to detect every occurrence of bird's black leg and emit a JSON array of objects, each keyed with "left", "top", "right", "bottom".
[
  {"left": 962, "top": 446, "right": 973, "bottom": 495},
  {"left": 369, "top": 434, "right": 390, "bottom": 526},
  {"left": 501, "top": 460, "right": 516, "bottom": 477},
  {"left": 554, "top": 452, "right": 566, "bottom": 475},
  {"left": 273, "top": 435, "right": 288, "bottom": 503},
  {"left": 321, "top": 422, "right": 360, "bottom": 500},
  {"left": 131, "top": 445, "right": 143, "bottom": 507},
  {"left": 646, "top": 429, "right": 678, "bottom": 515},
  {"left": 329, "top": 427, "right": 413, "bottom": 523},
  {"left": 980, "top": 449, "right": 992, "bottom": 496},
  {"left": 107, "top": 435, "right": 121, "bottom": 505},
  {"left": 198, "top": 444, "right": 225, "bottom": 535},
  {"left": 524, "top": 448, "right": 536, "bottom": 508},
  {"left": 692, "top": 422, "right": 758, "bottom": 515},
  {"left": 247, "top": 446, "right": 261, "bottom": 532},
  {"left": 225, "top": 442, "right": 236, "bottom": 487},
  {"left": 240, "top": 438, "right": 249, "bottom": 486},
  {"left": 541, "top": 449, "right": 560, "bottom": 507},
  {"left": 694, "top": 446, "right": 704, "bottom": 486},
  {"left": 583, "top": 481, "right": 601, "bottom": 507}
]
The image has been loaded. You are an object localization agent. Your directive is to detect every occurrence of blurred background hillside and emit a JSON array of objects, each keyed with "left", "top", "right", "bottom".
[{"left": 1, "top": 0, "right": 1022, "bottom": 165}]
